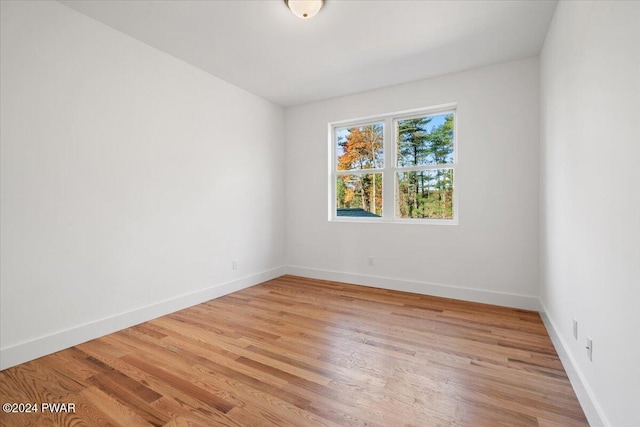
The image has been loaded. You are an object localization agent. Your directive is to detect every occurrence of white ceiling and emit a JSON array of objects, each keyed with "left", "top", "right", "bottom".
[{"left": 59, "top": 0, "right": 558, "bottom": 107}]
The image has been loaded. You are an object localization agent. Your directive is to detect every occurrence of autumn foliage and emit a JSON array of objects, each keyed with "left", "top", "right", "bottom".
[{"left": 336, "top": 114, "right": 454, "bottom": 219}]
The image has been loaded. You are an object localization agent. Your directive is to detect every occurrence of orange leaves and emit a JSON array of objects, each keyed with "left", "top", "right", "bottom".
[{"left": 337, "top": 124, "right": 383, "bottom": 171}]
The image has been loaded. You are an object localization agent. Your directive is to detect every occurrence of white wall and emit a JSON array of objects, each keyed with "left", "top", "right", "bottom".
[
  {"left": 5, "top": 4, "right": 637, "bottom": 423},
  {"left": 285, "top": 58, "right": 540, "bottom": 309},
  {"left": 540, "top": 1, "right": 640, "bottom": 426},
  {"left": 0, "top": 0, "right": 285, "bottom": 369}
]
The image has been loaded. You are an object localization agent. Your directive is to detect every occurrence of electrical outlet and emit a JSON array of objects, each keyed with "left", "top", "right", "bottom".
[
  {"left": 573, "top": 318, "right": 578, "bottom": 339},
  {"left": 232, "top": 259, "right": 238, "bottom": 270},
  {"left": 368, "top": 256, "right": 374, "bottom": 266},
  {"left": 586, "top": 337, "right": 593, "bottom": 361}
]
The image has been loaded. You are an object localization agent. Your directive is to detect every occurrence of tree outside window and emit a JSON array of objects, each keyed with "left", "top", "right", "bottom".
[{"left": 331, "top": 107, "right": 456, "bottom": 223}]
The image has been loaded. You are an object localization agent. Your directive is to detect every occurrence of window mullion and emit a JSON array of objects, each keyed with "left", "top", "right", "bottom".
[
  {"left": 382, "top": 117, "right": 395, "bottom": 220},
  {"left": 335, "top": 168, "right": 384, "bottom": 176}
]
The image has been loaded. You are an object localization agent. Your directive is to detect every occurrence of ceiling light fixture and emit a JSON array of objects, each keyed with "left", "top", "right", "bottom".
[{"left": 284, "top": 0, "right": 324, "bottom": 19}]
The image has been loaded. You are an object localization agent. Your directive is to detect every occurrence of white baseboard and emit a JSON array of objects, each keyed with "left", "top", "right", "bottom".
[
  {"left": 539, "top": 303, "right": 608, "bottom": 427},
  {"left": 0, "top": 265, "right": 610, "bottom": 427},
  {"left": 286, "top": 266, "right": 541, "bottom": 311},
  {"left": 0, "top": 266, "right": 286, "bottom": 370},
  {"left": 0, "top": 265, "right": 607, "bottom": 427}
]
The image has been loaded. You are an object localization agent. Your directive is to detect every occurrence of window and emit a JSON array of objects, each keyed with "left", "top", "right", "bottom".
[{"left": 330, "top": 105, "right": 457, "bottom": 224}]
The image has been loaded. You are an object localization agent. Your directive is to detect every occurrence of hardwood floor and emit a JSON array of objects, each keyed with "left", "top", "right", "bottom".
[{"left": 0, "top": 275, "right": 588, "bottom": 426}]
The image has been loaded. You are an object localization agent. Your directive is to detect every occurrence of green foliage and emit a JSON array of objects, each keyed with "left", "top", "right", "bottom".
[
  {"left": 429, "top": 115, "right": 454, "bottom": 165},
  {"left": 397, "top": 170, "right": 453, "bottom": 219},
  {"left": 397, "top": 114, "right": 454, "bottom": 219},
  {"left": 397, "top": 116, "right": 432, "bottom": 167},
  {"left": 336, "top": 114, "right": 454, "bottom": 219},
  {"left": 336, "top": 174, "right": 382, "bottom": 216}
]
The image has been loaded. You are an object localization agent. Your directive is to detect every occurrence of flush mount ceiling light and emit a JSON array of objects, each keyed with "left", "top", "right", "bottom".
[{"left": 284, "top": 0, "right": 324, "bottom": 19}]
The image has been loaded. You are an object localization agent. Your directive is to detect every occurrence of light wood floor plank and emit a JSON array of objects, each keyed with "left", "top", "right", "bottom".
[{"left": 0, "top": 275, "right": 588, "bottom": 426}]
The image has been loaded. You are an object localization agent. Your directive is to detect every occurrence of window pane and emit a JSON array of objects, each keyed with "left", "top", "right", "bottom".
[
  {"left": 396, "top": 170, "right": 453, "bottom": 219},
  {"left": 396, "top": 113, "right": 454, "bottom": 167},
  {"left": 336, "top": 123, "right": 384, "bottom": 171},
  {"left": 336, "top": 174, "right": 382, "bottom": 217}
]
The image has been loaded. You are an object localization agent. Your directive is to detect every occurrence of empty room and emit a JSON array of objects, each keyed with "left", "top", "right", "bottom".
[{"left": 1, "top": 0, "right": 638, "bottom": 426}]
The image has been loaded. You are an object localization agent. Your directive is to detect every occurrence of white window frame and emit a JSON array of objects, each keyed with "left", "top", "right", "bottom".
[{"left": 329, "top": 104, "right": 458, "bottom": 225}]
